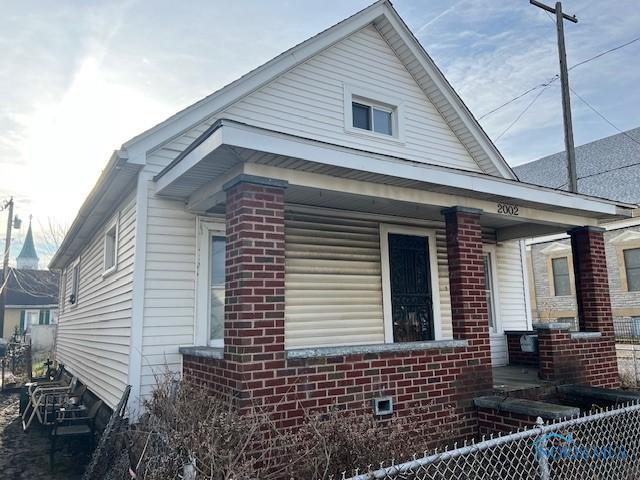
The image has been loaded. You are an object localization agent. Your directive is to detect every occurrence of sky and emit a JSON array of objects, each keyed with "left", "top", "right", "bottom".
[{"left": 2, "top": 0, "right": 639, "bottom": 266}]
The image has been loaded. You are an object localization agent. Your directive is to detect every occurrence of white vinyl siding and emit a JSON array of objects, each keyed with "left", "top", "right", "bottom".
[
  {"left": 222, "top": 25, "right": 481, "bottom": 173},
  {"left": 284, "top": 210, "right": 454, "bottom": 348},
  {"left": 55, "top": 192, "right": 136, "bottom": 408},
  {"left": 139, "top": 180, "right": 200, "bottom": 399},
  {"left": 492, "top": 240, "right": 530, "bottom": 366}
]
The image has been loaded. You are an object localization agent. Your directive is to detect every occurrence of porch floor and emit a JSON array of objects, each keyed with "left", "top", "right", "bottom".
[{"left": 493, "top": 365, "right": 549, "bottom": 393}]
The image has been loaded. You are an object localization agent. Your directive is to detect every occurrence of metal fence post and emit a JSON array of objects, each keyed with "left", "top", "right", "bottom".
[
  {"left": 634, "top": 347, "right": 639, "bottom": 387},
  {"left": 535, "top": 417, "right": 551, "bottom": 480}
]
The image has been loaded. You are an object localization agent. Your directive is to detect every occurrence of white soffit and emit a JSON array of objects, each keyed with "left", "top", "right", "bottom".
[{"left": 155, "top": 120, "right": 634, "bottom": 221}]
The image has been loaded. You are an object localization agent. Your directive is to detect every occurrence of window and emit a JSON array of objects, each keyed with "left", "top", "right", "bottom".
[
  {"left": 69, "top": 262, "right": 80, "bottom": 305},
  {"left": 103, "top": 220, "right": 118, "bottom": 274},
  {"left": 552, "top": 257, "right": 571, "bottom": 296},
  {"left": 209, "top": 236, "right": 226, "bottom": 345},
  {"left": 344, "top": 84, "right": 404, "bottom": 141},
  {"left": 352, "top": 102, "right": 393, "bottom": 135},
  {"left": 196, "top": 220, "right": 226, "bottom": 347},
  {"left": 624, "top": 248, "right": 640, "bottom": 291},
  {"left": 483, "top": 253, "right": 498, "bottom": 332},
  {"left": 21, "top": 310, "right": 40, "bottom": 332}
]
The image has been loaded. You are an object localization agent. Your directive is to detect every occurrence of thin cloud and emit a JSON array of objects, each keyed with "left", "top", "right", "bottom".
[{"left": 415, "top": 0, "right": 465, "bottom": 35}]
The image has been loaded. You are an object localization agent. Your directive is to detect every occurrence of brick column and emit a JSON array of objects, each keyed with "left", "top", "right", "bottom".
[
  {"left": 569, "top": 226, "right": 613, "bottom": 336},
  {"left": 223, "top": 175, "right": 288, "bottom": 405},
  {"left": 536, "top": 323, "right": 578, "bottom": 382},
  {"left": 568, "top": 226, "right": 619, "bottom": 388},
  {"left": 442, "top": 207, "right": 493, "bottom": 394}
]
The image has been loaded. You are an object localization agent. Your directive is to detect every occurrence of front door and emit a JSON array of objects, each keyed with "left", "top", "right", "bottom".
[{"left": 388, "top": 233, "right": 434, "bottom": 342}]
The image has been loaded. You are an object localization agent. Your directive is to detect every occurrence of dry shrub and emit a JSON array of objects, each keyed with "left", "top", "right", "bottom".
[
  {"left": 113, "top": 374, "right": 458, "bottom": 480},
  {"left": 289, "top": 405, "right": 453, "bottom": 480},
  {"left": 133, "top": 376, "right": 288, "bottom": 480}
]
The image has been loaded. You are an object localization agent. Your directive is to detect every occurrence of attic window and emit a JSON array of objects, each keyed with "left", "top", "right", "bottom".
[
  {"left": 343, "top": 84, "right": 404, "bottom": 142},
  {"left": 352, "top": 102, "right": 393, "bottom": 135}
]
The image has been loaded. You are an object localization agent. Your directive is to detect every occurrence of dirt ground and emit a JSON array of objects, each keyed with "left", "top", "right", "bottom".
[{"left": 0, "top": 390, "right": 88, "bottom": 479}]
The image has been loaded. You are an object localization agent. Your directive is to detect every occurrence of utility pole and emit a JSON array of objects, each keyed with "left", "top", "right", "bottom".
[
  {"left": 0, "top": 198, "right": 14, "bottom": 338},
  {"left": 530, "top": 0, "right": 579, "bottom": 193}
]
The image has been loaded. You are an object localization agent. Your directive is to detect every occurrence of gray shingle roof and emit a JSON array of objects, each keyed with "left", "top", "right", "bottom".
[
  {"left": 514, "top": 127, "right": 640, "bottom": 204},
  {"left": 4, "top": 268, "right": 59, "bottom": 307}
]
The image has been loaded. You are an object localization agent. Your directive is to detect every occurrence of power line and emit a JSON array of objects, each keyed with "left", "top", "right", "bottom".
[
  {"left": 478, "top": 78, "right": 557, "bottom": 120},
  {"left": 494, "top": 85, "right": 550, "bottom": 141},
  {"left": 570, "top": 87, "right": 640, "bottom": 148},
  {"left": 478, "top": 34, "right": 640, "bottom": 120},
  {"left": 569, "top": 35, "right": 640, "bottom": 71},
  {"left": 552, "top": 87, "right": 640, "bottom": 189}
]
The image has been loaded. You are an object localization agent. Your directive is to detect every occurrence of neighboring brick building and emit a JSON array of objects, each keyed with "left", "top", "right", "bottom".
[{"left": 516, "top": 128, "right": 640, "bottom": 328}]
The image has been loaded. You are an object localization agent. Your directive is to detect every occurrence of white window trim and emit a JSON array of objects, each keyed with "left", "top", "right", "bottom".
[
  {"left": 102, "top": 214, "right": 120, "bottom": 277},
  {"left": 343, "top": 83, "right": 405, "bottom": 143},
  {"left": 195, "top": 217, "right": 226, "bottom": 347},
  {"left": 380, "top": 224, "right": 442, "bottom": 343},
  {"left": 24, "top": 309, "right": 40, "bottom": 325},
  {"left": 483, "top": 245, "right": 502, "bottom": 336}
]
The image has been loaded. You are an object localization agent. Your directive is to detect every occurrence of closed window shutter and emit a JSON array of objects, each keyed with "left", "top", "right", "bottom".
[
  {"left": 20, "top": 310, "right": 25, "bottom": 333},
  {"left": 44, "top": 310, "right": 51, "bottom": 325},
  {"left": 39, "top": 310, "right": 44, "bottom": 325}
]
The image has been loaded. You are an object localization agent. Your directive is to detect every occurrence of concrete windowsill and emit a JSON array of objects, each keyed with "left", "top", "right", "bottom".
[
  {"left": 570, "top": 332, "right": 602, "bottom": 340},
  {"left": 533, "top": 322, "right": 572, "bottom": 331},
  {"left": 179, "top": 345, "right": 224, "bottom": 359},
  {"left": 286, "top": 339, "right": 468, "bottom": 359}
]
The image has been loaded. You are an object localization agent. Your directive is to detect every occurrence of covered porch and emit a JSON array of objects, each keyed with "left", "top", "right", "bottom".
[{"left": 157, "top": 119, "right": 634, "bottom": 434}]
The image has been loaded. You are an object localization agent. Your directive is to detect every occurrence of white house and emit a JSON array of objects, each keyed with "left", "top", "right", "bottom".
[{"left": 50, "top": 0, "right": 633, "bottom": 434}]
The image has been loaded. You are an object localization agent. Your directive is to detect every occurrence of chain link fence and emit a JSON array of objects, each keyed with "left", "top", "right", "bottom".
[
  {"left": 345, "top": 402, "right": 640, "bottom": 480},
  {"left": 615, "top": 318, "right": 640, "bottom": 388}
]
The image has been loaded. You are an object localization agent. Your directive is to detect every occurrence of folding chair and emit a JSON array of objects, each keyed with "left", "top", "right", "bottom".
[
  {"left": 22, "top": 376, "right": 85, "bottom": 431},
  {"left": 50, "top": 399, "right": 103, "bottom": 472},
  {"left": 20, "top": 364, "right": 66, "bottom": 414}
]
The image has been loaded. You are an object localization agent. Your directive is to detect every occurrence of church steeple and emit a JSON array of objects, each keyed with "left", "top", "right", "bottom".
[{"left": 17, "top": 217, "right": 38, "bottom": 270}]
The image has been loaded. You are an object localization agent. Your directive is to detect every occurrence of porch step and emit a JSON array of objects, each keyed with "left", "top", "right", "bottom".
[
  {"left": 474, "top": 395, "right": 580, "bottom": 420},
  {"left": 557, "top": 385, "right": 640, "bottom": 404}
]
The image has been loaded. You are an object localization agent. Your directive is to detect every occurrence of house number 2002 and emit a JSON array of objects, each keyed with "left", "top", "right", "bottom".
[{"left": 497, "top": 203, "right": 519, "bottom": 216}]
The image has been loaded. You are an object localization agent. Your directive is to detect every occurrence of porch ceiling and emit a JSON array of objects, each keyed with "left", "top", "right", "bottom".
[{"left": 154, "top": 119, "right": 636, "bottom": 241}]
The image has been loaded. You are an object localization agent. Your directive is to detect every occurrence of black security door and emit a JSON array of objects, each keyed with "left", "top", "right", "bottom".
[{"left": 388, "top": 233, "right": 434, "bottom": 342}]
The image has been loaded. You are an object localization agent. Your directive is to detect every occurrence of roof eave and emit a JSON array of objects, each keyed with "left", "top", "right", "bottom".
[{"left": 49, "top": 150, "right": 141, "bottom": 270}]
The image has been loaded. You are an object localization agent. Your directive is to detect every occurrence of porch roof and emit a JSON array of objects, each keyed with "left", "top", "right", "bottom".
[{"left": 154, "top": 119, "right": 636, "bottom": 241}]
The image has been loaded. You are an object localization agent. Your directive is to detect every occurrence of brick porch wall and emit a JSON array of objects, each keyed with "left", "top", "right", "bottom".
[
  {"left": 185, "top": 345, "right": 483, "bottom": 439},
  {"left": 537, "top": 326, "right": 620, "bottom": 388},
  {"left": 515, "top": 228, "right": 620, "bottom": 389},
  {"left": 477, "top": 408, "right": 539, "bottom": 436},
  {"left": 182, "top": 194, "right": 494, "bottom": 442}
]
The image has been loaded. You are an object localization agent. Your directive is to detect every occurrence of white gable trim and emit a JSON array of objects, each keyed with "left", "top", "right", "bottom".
[
  {"left": 540, "top": 242, "right": 572, "bottom": 256},
  {"left": 123, "top": 2, "right": 388, "bottom": 161},
  {"left": 610, "top": 230, "right": 640, "bottom": 245},
  {"left": 121, "top": 1, "right": 514, "bottom": 179},
  {"left": 376, "top": 8, "right": 515, "bottom": 179}
]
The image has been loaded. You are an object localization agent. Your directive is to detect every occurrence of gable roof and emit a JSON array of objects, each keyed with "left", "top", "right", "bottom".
[
  {"left": 514, "top": 127, "right": 640, "bottom": 204},
  {"left": 4, "top": 268, "right": 59, "bottom": 308},
  {"left": 121, "top": 0, "right": 516, "bottom": 179}
]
